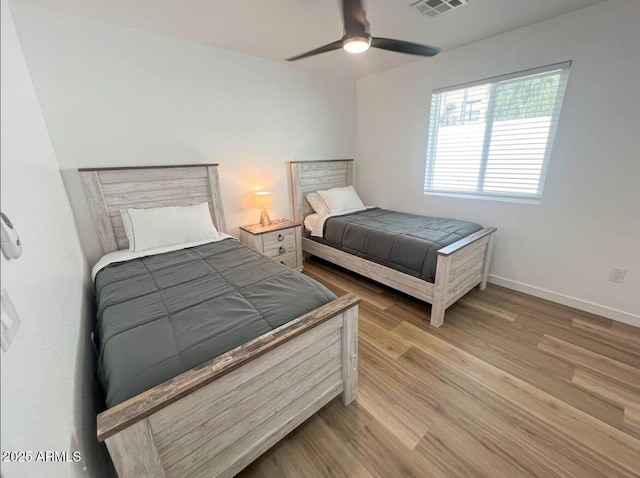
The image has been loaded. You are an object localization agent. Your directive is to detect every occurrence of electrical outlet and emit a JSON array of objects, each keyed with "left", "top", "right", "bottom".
[{"left": 608, "top": 267, "right": 627, "bottom": 284}]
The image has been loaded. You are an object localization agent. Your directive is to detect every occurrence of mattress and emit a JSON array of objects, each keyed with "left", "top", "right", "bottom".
[
  {"left": 313, "top": 208, "right": 483, "bottom": 283},
  {"left": 94, "top": 238, "right": 336, "bottom": 408}
]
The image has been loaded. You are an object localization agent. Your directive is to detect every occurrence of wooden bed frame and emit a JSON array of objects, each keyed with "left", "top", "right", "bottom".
[
  {"left": 79, "top": 164, "right": 359, "bottom": 478},
  {"left": 290, "top": 159, "right": 496, "bottom": 327}
]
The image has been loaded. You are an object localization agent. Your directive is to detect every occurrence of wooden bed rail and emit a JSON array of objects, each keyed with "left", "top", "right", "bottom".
[
  {"left": 97, "top": 293, "right": 360, "bottom": 442},
  {"left": 437, "top": 227, "right": 497, "bottom": 256}
]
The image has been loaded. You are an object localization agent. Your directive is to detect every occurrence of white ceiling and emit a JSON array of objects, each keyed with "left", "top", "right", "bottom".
[{"left": 17, "top": 0, "right": 606, "bottom": 78}]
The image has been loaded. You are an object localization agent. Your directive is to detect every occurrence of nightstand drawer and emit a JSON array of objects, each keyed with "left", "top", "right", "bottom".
[
  {"left": 262, "top": 228, "right": 296, "bottom": 248},
  {"left": 276, "top": 252, "right": 298, "bottom": 268},
  {"left": 239, "top": 219, "right": 302, "bottom": 271},
  {"left": 264, "top": 240, "right": 296, "bottom": 258}
]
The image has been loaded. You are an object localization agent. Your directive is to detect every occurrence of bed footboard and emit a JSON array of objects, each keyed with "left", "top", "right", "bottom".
[
  {"left": 99, "top": 294, "right": 359, "bottom": 478},
  {"left": 430, "top": 227, "right": 496, "bottom": 327}
]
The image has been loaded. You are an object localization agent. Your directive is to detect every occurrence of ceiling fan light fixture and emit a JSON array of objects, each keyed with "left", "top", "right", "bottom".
[
  {"left": 343, "top": 36, "right": 371, "bottom": 54},
  {"left": 285, "top": 0, "right": 440, "bottom": 61}
]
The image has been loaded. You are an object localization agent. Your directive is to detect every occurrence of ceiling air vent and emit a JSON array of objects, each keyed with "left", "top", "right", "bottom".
[{"left": 410, "top": 0, "right": 470, "bottom": 17}]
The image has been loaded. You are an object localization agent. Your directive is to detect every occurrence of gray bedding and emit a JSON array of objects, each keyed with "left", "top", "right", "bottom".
[
  {"left": 94, "top": 238, "right": 336, "bottom": 408},
  {"left": 315, "top": 208, "right": 483, "bottom": 283}
]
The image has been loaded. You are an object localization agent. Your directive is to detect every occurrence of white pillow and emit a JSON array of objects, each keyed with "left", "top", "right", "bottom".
[
  {"left": 306, "top": 192, "right": 330, "bottom": 214},
  {"left": 316, "top": 186, "right": 365, "bottom": 214},
  {"left": 120, "top": 202, "right": 220, "bottom": 252}
]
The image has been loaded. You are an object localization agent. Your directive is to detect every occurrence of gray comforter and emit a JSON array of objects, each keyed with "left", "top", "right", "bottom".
[
  {"left": 316, "top": 208, "right": 483, "bottom": 283},
  {"left": 94, "top": 238, "right": 336, "bottom": 408}
]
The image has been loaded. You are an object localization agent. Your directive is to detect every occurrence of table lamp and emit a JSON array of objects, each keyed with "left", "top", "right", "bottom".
[{"left": 253, "top": 191, "right": 272, "bottom": 226}]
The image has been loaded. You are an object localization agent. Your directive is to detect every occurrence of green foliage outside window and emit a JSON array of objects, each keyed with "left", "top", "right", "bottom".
[{"left": 494, "top": 75, "right": 560, "bottom": 121}]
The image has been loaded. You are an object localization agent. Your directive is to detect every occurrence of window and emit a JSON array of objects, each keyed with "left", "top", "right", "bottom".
[
  {"left": 424, "top": 62, "right": 570, "bottom": 202},
  {"left": 463, "top": 99, "right": 481, "bottom": 123}
]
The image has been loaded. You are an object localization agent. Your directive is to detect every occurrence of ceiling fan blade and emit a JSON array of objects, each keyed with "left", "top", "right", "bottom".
[
  {"left": 285, "top": 39, "right": 344, "bottom": 61},
  {"left": 342, "top": 0, "right": 368, "bottom": 36},
  {"left": 371, "top": 37, "right": 440, "bottom": 57}
]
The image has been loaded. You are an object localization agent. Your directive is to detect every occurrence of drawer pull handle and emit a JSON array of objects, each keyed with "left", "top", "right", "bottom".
[
  {"left": 277, "top": 234, "right": 284, "bottom": 242},
  {"left": 279, "top": 246, "right": 286, "bottom": 254},
  {"left": 280, "top": 261, "right": 285, "bottom": 265}
]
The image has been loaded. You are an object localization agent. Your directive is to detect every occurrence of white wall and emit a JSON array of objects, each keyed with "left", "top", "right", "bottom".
[
  {"left": 10, "top": 0, "right": 356, "bottom": 265},
  {"left": 0, "top": 1, "right": 113, "bottom": 477},
  {"left": 10, "top": 0, "right": 639, "bottom": 326},
  {"left": 356, "top": 0, "right": 640, "bottom": 324}
]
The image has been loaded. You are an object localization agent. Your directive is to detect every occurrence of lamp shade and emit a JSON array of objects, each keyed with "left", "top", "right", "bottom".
[{"left": 253, "top": 191, "right": 273, "bottom": 209}]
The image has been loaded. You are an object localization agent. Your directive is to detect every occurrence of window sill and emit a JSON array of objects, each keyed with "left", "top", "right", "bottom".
[{"left": 424, "top": 191, "right": 541, "bottom": 205}]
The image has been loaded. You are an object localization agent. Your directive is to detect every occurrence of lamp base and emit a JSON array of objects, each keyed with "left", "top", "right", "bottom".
[{"left": 259, "top": 209, "right": 271, "bottom": 226}]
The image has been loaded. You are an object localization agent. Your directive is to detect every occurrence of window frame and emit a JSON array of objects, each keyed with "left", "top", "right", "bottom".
[{"left": 424, "top": 61, "right": 571, "bottom": 203}]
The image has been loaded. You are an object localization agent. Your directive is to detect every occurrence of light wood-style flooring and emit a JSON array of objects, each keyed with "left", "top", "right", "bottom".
[{"left": 239, "top": 259, "right": 640, "bottom": 477}]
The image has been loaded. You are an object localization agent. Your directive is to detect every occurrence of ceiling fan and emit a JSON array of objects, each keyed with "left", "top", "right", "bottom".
[{"left": 286, "top": 0, "right": 440, "bottom": 61}]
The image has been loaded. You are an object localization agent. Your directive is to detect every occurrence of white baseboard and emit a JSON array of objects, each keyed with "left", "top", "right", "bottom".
[{"left": 488, "top": 274, "right": 640, "bottom": 328}]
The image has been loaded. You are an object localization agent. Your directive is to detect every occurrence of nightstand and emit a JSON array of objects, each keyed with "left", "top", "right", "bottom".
[{"left": 239, "top": 219, "right": 303, "bottom": 270}]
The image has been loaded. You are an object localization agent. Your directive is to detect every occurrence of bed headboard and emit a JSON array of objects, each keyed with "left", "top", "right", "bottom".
[
  {"left": 79, "top": 164, "right": 226, "bottom": 254},
  {"left": 290, "top": 159, "right": 353, "bottom": 225}
]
